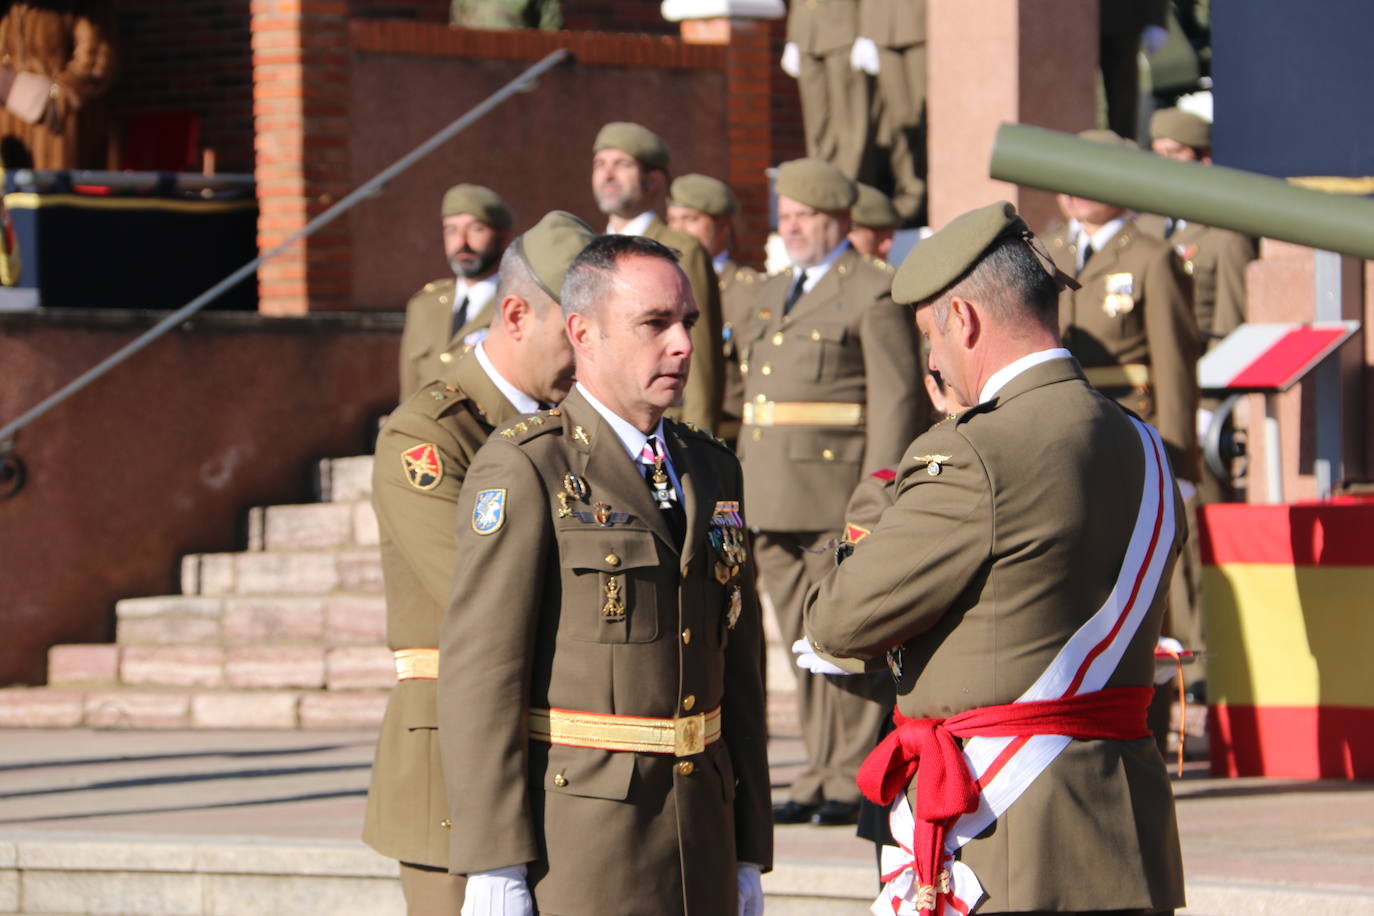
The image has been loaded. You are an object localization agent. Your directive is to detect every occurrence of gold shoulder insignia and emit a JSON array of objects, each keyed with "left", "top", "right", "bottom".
[{"left": 913, "top": 454, "right": 952, "bottom": 477}]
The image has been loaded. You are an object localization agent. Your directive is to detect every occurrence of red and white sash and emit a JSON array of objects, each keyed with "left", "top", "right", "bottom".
[{"left": 874, "top": 416, "right": 1177, "bottom": 916}]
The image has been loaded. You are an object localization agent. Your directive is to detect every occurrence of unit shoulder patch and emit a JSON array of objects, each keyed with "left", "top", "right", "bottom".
[
  {"left": 401, "top": 442, "right": 444, "bottom": 490},
  {"left": 472, "top": 488, "right": 507, "bottom": 535}
]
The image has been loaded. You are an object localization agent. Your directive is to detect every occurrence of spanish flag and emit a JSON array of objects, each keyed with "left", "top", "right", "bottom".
[{"left": 1201, "top": 501, "right": 1374, "bottom": 779}]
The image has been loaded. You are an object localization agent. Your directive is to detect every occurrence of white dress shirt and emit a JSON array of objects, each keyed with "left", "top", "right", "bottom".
[
  {"left": 609, "top": 211, "right": 655, "bottom": 237},
  {"left": 475, "top": 342, "right": 542, "bottom": 415},
  {"left": 978, "top": 347, "right": 1074, "bottom": 405},
  {"left": 576, "top": 382, "right": 683, "bottom": 500}
]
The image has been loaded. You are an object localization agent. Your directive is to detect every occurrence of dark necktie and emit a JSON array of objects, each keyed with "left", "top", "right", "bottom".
[
  {"left": 1078, "top": 240, "right": 1094, "bottom": 276},
  {"left": 783, "top": 269, "right": 809, "bottom": 315},
  {"left": 449, "top": 292, "right": 469, "bottom": 338},
  {"left": 639, "top": 435, "right": 686, "bottom": 546}
]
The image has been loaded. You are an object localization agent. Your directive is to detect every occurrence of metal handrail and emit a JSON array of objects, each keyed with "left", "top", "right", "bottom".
[{"left": 0, "top": 48, "right": 571, "bottom": 449}]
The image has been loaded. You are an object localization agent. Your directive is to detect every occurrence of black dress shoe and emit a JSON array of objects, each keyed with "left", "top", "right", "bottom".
[
  {"left": 771, "top": 800, "right": 818, "bottom": 824},
  {"left": 810, "top": 799, "right": 860, "bottom": 826}
]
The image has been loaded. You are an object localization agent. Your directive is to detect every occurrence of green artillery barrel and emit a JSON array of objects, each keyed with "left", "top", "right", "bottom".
[{"left": 989, "top": 122, "right": 1374, "bottom": 260}]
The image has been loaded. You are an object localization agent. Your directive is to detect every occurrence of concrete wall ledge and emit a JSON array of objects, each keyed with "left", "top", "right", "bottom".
[{"left": 0, "top": 309, "right": 404, "bottom": 334}]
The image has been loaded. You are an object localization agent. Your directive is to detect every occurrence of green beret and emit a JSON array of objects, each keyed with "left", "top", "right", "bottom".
[
  {"left": 441, "top": 184, "right": 513, "bottom": 228},
  {"left": 851, "top": 183, "right": 900, "bottom": 229},
  {"left": 892, "top": 201, "right": 1079, "bottom": 305},
  {"left": 593, "top": 122, "right": 670, "bottom": 171},
  {"left": 1077, "top": 128, "right": 1137, "bottom": 149},
  {"left": 669, "top": 173, "right": 736, "bottom": 216},
  {"left": 775, "top": 158, "right": 858, "bottom": 212},
  {"left": 1149, "top": 108, "right": 1211, "bottom": 151},
  {"left": 513, "top": 210, "right": 597, "bottom": 304}
]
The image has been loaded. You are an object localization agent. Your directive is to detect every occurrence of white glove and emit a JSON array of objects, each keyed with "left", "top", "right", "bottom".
[
  {"left": 1141, "top": 24, "right": 1169, "bottom": 55},
  {"left": 849, "top": 36, "right": 880, "bottom": 75},
  {"left": 460, "top": 864, "right": 534, "bottom": 916},
  {"left": 737, "top": 862, "right": 764, "bottom": 916},
  {"left": 780, "top": 41, "right": 801, "bottom": 78},
  {"left": 792, "top": 637, "right": 852, "bottom": 676}
]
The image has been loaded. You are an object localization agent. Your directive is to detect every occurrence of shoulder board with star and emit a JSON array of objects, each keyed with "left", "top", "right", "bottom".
[
  {"left": 669, "top": 419, "right": 732, "bottom": 452},
  {"left": 734, "top": 266, "right": 761, "bottom": 285},
  {"left": 406, "top": 381, "right": 475, "bottom": 421},
  {"left": 421, "top": 277, "right": 456, "bottom": 295},
  {"left": 495, "top": 408, "right": 564, "bottom": 445},
  {"left": 859, "top": 252, "right": 895, "bottom": 273}
]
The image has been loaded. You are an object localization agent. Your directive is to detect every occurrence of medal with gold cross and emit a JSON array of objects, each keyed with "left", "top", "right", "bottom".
[
  {"left": 709, "top": 500, "right": 746, "bottom": 583},
  {"left": 649, "top": 457, "right": 677, "bottom": 509}
]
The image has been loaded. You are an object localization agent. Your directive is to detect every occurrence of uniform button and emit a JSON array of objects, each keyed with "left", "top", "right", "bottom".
[
  {"left": 771, "top": 332, "right": 784, "bottom": 346},
  {"left": 740, "top": 361, "right": 749, "bottom": 374},
  {"left": 438, "top": 295, "right": 449, "bottom": 304},
  {"left": 605, "top": 552, "right": 621, "bottom": 567},
  {"left": 677, "top": 760, "right": 695, "bottom": 776},
  {"left": 755, "top": 393, "right": 767, "bottom": 403},
  {"left": 760, "top": 364, "right": 772, "bottom": 376},
  {"left": 553, "top": 773, "right": 568, "bottom": 787},
  {"left": 681, "top": 628, "right": 692, "bottom": 644},
  {"left": 810, "top": 330, "right": 821, "bottom": 341},
  {"left": 822, "top": 448, "right": 835, "bottom": 461},
  {"left": 440, "top": 818, "right": 452, "bottom": 829},
  {"left": 683, "top": 695, "right": 696, "bottom": 711},
  {"left": 439, "top": 352, "right": 453, "bottom": 364}
]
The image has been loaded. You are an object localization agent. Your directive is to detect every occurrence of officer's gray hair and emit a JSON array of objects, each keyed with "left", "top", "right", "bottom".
[
  {"left": 929, "top": 235, "right": 1059, "bottom": 338},
  {"left": 561, "top": 234, "right": 682, "bottom": 321},
  {"left": 495, "top": 245, "right": 555, "bottom": 315}
]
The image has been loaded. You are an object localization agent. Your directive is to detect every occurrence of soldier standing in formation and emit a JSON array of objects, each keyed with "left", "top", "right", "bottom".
[
  {"left": 740, "top": 157, "right": 926, "bottom": 827},
  {"left": 438, "top": 234, "right": 772, "bottom": 916},
  {"left": 1139, "top": 108, "right": 1258, "bottom": 351},
  {"left": 666, "top": 172, "right": 762, "bottom": 445},
  {"left": 782, "top": 0, "right": 869, "bottom": 181},
  {"left": 591, "top": 122, "right": 725, "bottom": 432},
  {"left": 847, "top": 182, "right": 900, "bottom": 262},
  {"left": 398, "top": 185, "right": 514, "bottom": 402},
  {"left": 856, "top": 0, "right": 926, "bottom": 223},
  {"left": 804, "top": 201, "right": 1186, "bottom": 916},
  {"left": 364, "top": 211, "right": 596, "bottom": 916}
]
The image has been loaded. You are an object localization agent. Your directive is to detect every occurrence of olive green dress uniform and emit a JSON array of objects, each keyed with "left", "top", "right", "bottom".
[
  {"left": 739, "top": 245, "right": 926, "bottom": 807},
  {"left": 398, "top": 279, "right": 496, "bottom": 402},
  {"left": 719, "top": 257, "right": 762, "bottom": 443},
  {"left": 804, "top": 357, "right": 1186, "bottom": 913},
  {"left": 364, "top": 351, "right": 521, "bottom": 887},
  {"left": 641, "top": 215, "right": 726, "bottom": 433},
  {"left": 1135, "top": 214, "right": 1257, "bottom": 350},
  {"left": 788, "top": 0, "right": 870, "bottom": 179},
  {"left": 1048, "top": 221, "right": 1201, "bottom": 481},
  {"left": 438, "top": 387, "right": 773, "bottom": 915},
  {"left": 859, "top": 0, "right": 926, "bottom": 222}
]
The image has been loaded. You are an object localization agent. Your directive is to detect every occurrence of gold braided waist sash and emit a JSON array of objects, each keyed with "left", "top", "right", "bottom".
[
  {"left": 743, "top": 400, "right": 865, "bottom": 427},
  {"left": 1082, "top": 363, "right": 1151, "bottom": 389},
  {"left": 394, "top": 648, "right": 439, "bottom": 680},
  {"left": 529, "top": 706, "right": 722, "bottom": 757}
]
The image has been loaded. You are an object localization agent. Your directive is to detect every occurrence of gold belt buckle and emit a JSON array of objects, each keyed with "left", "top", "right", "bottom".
[{"left": 674, "top": 712, "right": 706, "bottom": 756}]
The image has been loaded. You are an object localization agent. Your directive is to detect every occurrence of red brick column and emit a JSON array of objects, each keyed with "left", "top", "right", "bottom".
[
  {"left": 251, "top": 0, "right": 353, "bottom": 314},
  {"left": 679, "top": 17, "right": 785, "bottom": 268}
]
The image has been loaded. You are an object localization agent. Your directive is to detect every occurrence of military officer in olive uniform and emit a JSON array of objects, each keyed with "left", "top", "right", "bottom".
[
  {"left": 847, "top": 182, "right": 900, "bottom": 263},
  {"left": 667, "top": 173, "right": 762, "bottom": 445},
  {"left": 592, "top": 122, "right": 725, "bottom": 433},
  {"left": 782, "top": 0, "right": 871, "bottom": 180},
  {"left": 740, "top": 158, "right": 926, "bottom": 827},
  {"left": 856, "top": 0, "right": 926, "bottom": 223},
  {"left": 1046, "top": 130, "right": 1200, "bottom": 482},
  {"left": 1139, "top": 108, "right": 1258, "bottom": 350},
  {"left": 439, "top": 234, "right": 772, "bottom": 916},
  {"left": 398, "top": 184, "right": 514, "bottom": 401},
  {"left": 803, "top": 202, "right": 1186, "bottom": 915},
  {"left": 364, "top": 211, "right": 596, "bottom": 915}
]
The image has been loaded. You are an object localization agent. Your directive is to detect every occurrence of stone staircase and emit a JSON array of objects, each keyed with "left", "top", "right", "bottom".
[{"left": 0, "top": 456, "right": 396, "bottom": 730}]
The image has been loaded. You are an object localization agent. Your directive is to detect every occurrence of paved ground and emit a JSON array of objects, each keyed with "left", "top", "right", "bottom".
[{"left": 2, "top": 709, "right": 1373, "bottom": 909}]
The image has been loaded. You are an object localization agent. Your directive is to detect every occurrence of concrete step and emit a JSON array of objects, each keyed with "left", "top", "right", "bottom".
[
  {"left": 48, "top": 644, "right": 394, "bottom": 691},
  {"left": 180, "top": 549, "right": 383, "bottom": 597},
  {"left": 315, "top": 455, "right": 373, "bottom": 504},
  {"left": 114, "top": 594, "right": 386, "bottom": 647},
  {"left": 245, "top": 502, "right": 378, "bottom": 552},
  {"left": 0, "top": 687, "right": 389, "bottom": 730}
]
